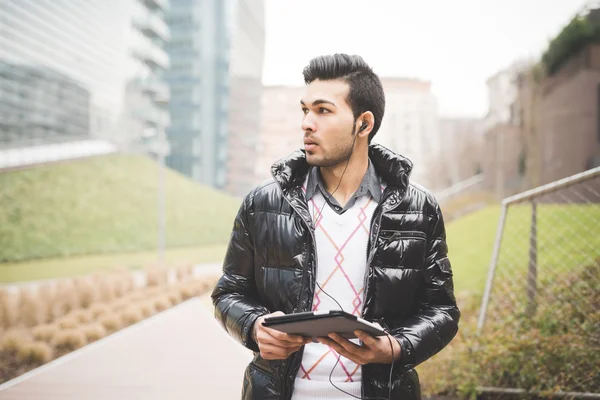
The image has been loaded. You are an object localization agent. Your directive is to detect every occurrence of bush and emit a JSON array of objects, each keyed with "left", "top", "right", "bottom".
[
  {"left": 57, "top": 316, "right": 78, "bottom": 330},
  {"left": 19, "top": 288, "right": 47, "bottom": 327},
  {"left": 0, "top": 289, "right": 19, "bottom": 329},
  {"left": 128, "top": 292, "right": 146, "bottom": 303},
  {"left": 96, "top": 275, "right": 117, "bottom": 303},
  {"left": 69, "top": 309, "right": 93, "bottom": 324},
  {"left": 52, "top": 280, "right": 80, "bottom": 318},
  {"left": 109, "top": 297, "right": 130, "bottom": 312},
  {"left": 32, "top": 324, "right": 59, "bottom": 342},
  {"left": 167, "top": 289, "right": 183, "bottom": 306},
  {"left": 542, "top": 15, "right": 600, "bottom": 76},
  {"left": 121, "top": 306, "right": 143, "bottom": 326},
  {"left": 89, "top": 303, "right": 111, "bottom": 319},
  {"left": 153, "top": 296, "right": 172, "bottom": 312},
  {"left": 74, "top": 277, "right": 99, "bottom": 308},
  {"left": 51, "top": 329, "right": 87, "bottom": 351},
  {"left": 81, "top": 323, "right": 107, "bottom": 342},
  {"left": 418, "top": 262, "right": 600, "bottom": 397},
  {"left": 138, "top": 302, "right": 156, "bottom": 319},
  {"left": 16, "top": 341, "right": 54, "bottom": 364},
  {"left": 0, "top": 330, "right": 29, "bottom": 353},
  {"left": 176, "top": 264, "right": 194, "bottom": 282},
  {"left": 146, "top": 267, "right": 168, "bottom": 287},
  {"left": 98, "top": 313, "right": 122, "bottom": 333}
]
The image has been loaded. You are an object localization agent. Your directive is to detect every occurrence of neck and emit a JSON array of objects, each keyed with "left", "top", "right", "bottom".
[{"left": 319, "top": 145, "right": 369, "bottom": 206}]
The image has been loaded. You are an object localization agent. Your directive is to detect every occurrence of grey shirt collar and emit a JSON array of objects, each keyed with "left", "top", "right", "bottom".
[{"left": 305, "top": 159, "right": 382, "bottom": 210}]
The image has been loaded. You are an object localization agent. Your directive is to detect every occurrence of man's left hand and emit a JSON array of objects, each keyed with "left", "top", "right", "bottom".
[{"left": 317, "top": 330, "right": 401, "bottom": 365}]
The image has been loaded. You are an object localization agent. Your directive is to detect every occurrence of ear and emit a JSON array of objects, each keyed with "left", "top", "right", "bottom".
[{"left": 356, "top": 111, "right": 375, "bottom": 139}]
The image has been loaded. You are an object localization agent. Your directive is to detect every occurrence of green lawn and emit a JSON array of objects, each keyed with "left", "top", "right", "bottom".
[
  {"left": 2, "top": 155, "right": 598, "bottom": 290},
  {"left": 0, "top": 154, "right": 241, "bottom": 263},
  {"left": 0, "top": 244, "right": 227, "bottom": 283},
  {"left": 445, "top": 203, "right": 600, "bottom": 297}
]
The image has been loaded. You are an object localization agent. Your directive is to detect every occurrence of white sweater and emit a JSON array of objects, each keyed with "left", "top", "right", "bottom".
[{"left": 291, "top": 179, "right": 379, "bottom": 399}]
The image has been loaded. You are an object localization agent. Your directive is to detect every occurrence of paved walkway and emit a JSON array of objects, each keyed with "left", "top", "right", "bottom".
[{"left": 0, "top": 297, "right": 253, "bottom": 399}]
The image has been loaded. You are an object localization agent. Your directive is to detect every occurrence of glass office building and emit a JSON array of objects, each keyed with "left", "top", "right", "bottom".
[
  {"left": 0, "top": 0, "right": 170, "bottom": 151},
  {"left": 165, "top": 0, "right": 264, "bottom": 193}
]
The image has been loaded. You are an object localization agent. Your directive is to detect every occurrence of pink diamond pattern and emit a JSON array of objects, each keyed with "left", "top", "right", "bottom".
[{"left": 298, "top": 197, "right": 375, "bottom": 381}]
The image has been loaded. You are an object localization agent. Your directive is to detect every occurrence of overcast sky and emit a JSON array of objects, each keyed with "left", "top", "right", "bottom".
[{"left": 262, "top": 0, "right": 588, "bottom": 118}]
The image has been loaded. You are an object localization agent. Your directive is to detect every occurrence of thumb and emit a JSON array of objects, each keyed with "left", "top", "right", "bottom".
[{"left": 269, "top": 311, "right": 285, "bottom": 317}]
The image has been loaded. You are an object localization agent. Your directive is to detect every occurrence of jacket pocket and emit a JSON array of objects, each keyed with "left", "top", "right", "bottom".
[
  {"left": 243, "top": 362, "right": 280, "bottom": 400},
  {"left": 375, "top": 230, "right": 427, "bottom": 269}
]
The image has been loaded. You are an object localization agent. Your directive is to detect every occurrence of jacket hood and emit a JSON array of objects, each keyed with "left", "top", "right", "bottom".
[{"left": 271, "top": 143, "right": 413, "bottom": 193}]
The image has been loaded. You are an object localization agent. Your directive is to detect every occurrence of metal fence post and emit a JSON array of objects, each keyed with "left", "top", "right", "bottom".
[
  {"left": 477, "top": 204, "right": 508, "bottom": 333},
  {"left": 526, "top": 200, "right": 538, "bottom": 317}
]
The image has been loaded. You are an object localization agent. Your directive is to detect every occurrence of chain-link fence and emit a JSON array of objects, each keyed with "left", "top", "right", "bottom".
[{"left": 476, "top": 166, "right": 600, "bottom": 396}]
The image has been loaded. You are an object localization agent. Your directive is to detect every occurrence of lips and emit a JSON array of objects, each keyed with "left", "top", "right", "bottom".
[{"left": 304, "top": 139, "right": 317, "bottom": 151}]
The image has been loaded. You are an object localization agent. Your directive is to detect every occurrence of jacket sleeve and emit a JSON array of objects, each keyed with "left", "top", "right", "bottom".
[
  {"left": 211, "top": 193, "right": 270, "bottom": 352},
  {"left": 389, "top": 197, "right": 460, "bottom": 370}
]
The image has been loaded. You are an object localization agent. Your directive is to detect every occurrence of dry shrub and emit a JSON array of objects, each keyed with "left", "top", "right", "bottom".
[
  {"left": 127, "top": 291, "right": 146, "bottom": 303},
  {"left": 89, "top": 303, "right": 111, "bottom": 319},
  {"left": 0, "top": 288, "right": 7, "bottom": 329},
  {"left": 0, "top": 329, "right": 30, "bottom": 352},
  {"left": 19, "top": 288, "right": 48, "bottom": 327},
  {"left": 74, "top": 277, "right": 99, "bottom": 308},
  {"left": 98, "top": 312, "right": 122, "bottom": 333},
  {"left": 96, "top": 274, "right": 117, "bottom": 303},
  {"left": 37, "top": 284, "right": 55, "bottom": 320},
  {"left": 51, "top": 328, "right": 87, "bottom": 351},
  {"left": 69, "top": 309, "right": 92, "bottom": 324},
  {"left": 167, "top": 289, "right": 183, "bottom": 305},
  {"left": 57, "top": 316, "right": 78, "bottom": 330},
  {"left": 153, "top": 296, "right": 172, "bottom": 312},
  {"left": 146, "top": 267, "right": 168, "bottom": 287},
  {"left": 121, "top": 306, "right": 143, "bottom": 326},
  {"left": 109, "top": 297, "right": 130, "bottom": 312},
  {"left": 144, "top": 286, "right": 163, "bottom": 298},
  {"left": 0, "top": 288, "right": 20, "bottom": 330},
  {"left": 32, "top": 324, "right": 59, "bottom": 342},
  {"left": 112, "top": 269, "right": 135, "bottom": 296},
  {"left": 176, "top": 264, "right": 194, "bottom": 282},
  {"left": 138, "top": 301, "right": 156, "bottom": 319},
  {"left": 180, "top": 284, "right": 196, "bottom": 301},
  {"left": 111, "top": 275, "right": 127, "bottom": 299},
  {"left": 52, "top": 280, "right": 79, "bottom": 318},
  {"left": 81, "top": 323, "right": 107, "bottom": 342},
  {"left": 16, "top": 341, "right": 54, "bottom": 364}
]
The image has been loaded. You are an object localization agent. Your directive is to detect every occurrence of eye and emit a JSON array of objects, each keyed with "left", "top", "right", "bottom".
[
  {"left": 301, "top": 107, "right": 309, "bottom": 115},
  {"left": 319, "top": 108, "right": 331, "bottom": 114}
]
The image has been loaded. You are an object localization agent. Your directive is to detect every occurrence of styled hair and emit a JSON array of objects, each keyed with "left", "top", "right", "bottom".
[{"left": 302, "top": 54, "right": 385, "bottom": 143}]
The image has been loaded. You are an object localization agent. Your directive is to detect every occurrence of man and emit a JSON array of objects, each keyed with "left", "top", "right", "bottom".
[{"left": 212, "top": 54, "right": 460, "bottom": 400}]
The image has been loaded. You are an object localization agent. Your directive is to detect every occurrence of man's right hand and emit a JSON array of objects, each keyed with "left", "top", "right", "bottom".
[{"left": 253, "top": 311, "right": 311, "bottom": 360}]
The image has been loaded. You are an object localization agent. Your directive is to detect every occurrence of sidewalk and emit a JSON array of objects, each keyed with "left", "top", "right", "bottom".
[{"left": 0, "top": 297, "right": 253, "bottom": 399}]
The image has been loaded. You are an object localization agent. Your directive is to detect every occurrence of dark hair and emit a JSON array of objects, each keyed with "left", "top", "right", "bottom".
[{"left": 302, "top": 54, "right": 385, "bottom": 143}]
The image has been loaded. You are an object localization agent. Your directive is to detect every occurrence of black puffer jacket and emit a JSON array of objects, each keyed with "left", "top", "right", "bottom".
[{"left": 212, "top": 144, "right": 460, "bottom": 399}]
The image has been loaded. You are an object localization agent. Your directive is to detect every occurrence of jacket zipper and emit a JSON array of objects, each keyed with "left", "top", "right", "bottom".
[{"left": 271, "top": 182, "right": 317, "bottom": 400}]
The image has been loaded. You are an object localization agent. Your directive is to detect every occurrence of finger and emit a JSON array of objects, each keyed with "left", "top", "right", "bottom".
[
  {"left": 354, "top": 330, "right": 378, "bottom": 347},
  {"left": 328, "top": 333, "right": 364, "bottom": 354},
  {"left": 266, "top": 328, "right": 308, "bottom": 345},
  {"left": 260, "top": 343, "right": 297, "bottom": 358},
  {"left": 261, "top": 331, "right": 308, "bottom": 348},
  {"left": 318, "top": 338, "right": 365, "bottom": 365}
]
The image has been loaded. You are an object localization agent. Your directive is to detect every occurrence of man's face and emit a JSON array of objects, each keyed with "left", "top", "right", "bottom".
[{"left": 300, "top": 79, "right": 356, "bottom": 167}]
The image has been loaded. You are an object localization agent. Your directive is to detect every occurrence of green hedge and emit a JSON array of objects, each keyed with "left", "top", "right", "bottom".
[
  {"left": 542, "top": 13, "right": 600, "bottom": 76},
  {"left": 418, "top": 261, "right": 600, "bottom": 398}
]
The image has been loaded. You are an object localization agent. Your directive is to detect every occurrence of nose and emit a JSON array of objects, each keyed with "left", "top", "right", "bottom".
[{"left": 301, "top": 113, "right": 316, "bottom": 133}]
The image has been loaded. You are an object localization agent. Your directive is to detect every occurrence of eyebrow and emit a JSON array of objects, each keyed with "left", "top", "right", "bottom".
[{"left": 300, "top": 99, "right": 336, "bottom": 107}]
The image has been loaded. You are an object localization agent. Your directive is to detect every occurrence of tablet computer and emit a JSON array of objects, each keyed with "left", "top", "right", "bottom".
[{"left": 262, "top": 310, "right": 386, "bottom": 340}]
